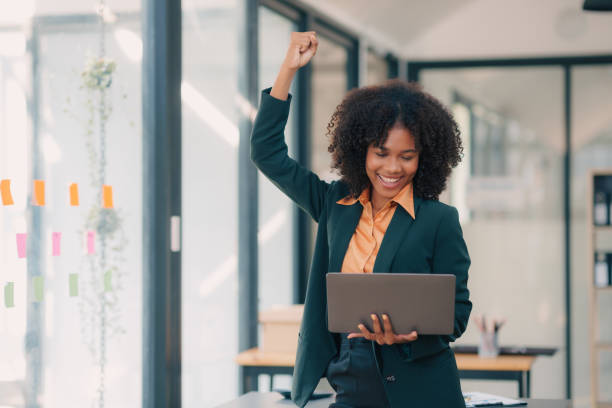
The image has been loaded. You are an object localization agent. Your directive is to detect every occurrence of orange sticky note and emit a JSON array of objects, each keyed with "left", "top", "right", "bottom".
[
  {"left": 33, "top": 180, "right": 45, "bottom": 206},
  {"left": 102, "top": 185, "right": 113, "bottom": 208},
  {"left": 1, "top": 179, "right": 14, "bottom": 205},
  {"left": 69, "top": 183, "right": 79, "bottom": 206}
]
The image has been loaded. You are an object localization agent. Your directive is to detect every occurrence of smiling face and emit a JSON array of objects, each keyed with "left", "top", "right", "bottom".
[{"left": 365, "top": 124, "right": 419, "bottom": 210}]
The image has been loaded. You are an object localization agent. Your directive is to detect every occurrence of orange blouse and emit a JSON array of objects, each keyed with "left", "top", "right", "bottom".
[{"left": 336, "top": 182, "right": 415, "bottom": 273}]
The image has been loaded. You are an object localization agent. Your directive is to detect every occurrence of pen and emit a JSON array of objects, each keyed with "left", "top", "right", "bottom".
[{"left": 494, "top": 318, "right": 506, "bottom": 333}]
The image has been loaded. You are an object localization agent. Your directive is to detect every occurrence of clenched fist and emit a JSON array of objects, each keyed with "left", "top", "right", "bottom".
[
  {"left": 282, "top": 31, "right": 319, "bottom": 71},
  {"left": 270, "top": 32, "right": 318, "bottom": 100}
]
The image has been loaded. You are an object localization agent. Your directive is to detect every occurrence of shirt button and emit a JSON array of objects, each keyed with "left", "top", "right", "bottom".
[{"left": 385, "top": 375, "right": 396, "bottom": 382}]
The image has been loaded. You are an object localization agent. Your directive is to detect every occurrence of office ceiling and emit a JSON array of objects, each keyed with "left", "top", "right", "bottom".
[
  {"left": 302, "top": 0, "right": 612, "bottom": 59},
  {"left": 304, "top": 0, "right": 475, "bottom": 52}
]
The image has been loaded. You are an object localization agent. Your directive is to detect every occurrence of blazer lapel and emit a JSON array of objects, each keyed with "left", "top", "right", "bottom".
[
  {"left": 372, "top": 196, "right": 422, "bottom": 273},
  {"left": 328, "top": 202, "right": 362, "bottom": 272}
]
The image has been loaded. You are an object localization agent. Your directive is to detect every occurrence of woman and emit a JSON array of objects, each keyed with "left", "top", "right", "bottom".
[{"left": 251, "top": 31, "right": 471, "bottom": 408}]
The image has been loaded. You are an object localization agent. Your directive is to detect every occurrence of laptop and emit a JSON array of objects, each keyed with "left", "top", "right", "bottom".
[{"left": 326, "top": 273, "right": 455, "bottom": 335}]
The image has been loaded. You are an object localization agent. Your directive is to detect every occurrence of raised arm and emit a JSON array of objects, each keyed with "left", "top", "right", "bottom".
[{"left": 251, "top": 32, "right": 332, "bottom": 222}]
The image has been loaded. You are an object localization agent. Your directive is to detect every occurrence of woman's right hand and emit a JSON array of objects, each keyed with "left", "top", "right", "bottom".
[{"left": 282, "top": 31, "right": 318, "bottom": 71}]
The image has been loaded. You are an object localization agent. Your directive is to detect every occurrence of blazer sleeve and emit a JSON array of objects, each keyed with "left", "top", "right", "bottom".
[
  {"left": 250, "top": 87, "right": 331, "bottom": 223},
  {"left": 405, "top": 206, "right": 472, "bottom": 360},
  {"left": 434, "top": 206, "right": 472, "bottom": 344}
]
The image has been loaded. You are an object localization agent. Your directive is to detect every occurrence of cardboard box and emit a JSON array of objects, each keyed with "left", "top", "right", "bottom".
[{"left": 259, "top": 304, "right": 304, "bottom": 354}]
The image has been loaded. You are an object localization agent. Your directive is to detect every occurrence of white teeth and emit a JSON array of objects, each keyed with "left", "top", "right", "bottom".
[{"left": 379, "top": 175, "right": 400, "bottom": 183}]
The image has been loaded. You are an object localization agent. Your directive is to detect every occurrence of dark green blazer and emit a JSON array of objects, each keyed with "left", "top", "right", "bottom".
[{"left": 251, "top": 87, "right": 472, "bottom": 408}]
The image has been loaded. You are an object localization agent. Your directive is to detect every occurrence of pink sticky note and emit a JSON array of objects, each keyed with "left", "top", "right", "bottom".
[
  {"left": 87, "top": 230, "right": 95, "bottom": 254},
  {"left": 16, "top": 233, "right": 27, "bottom": 258},
  {"left": 52, "top": 232, "right": 61, "bottom": 256}
]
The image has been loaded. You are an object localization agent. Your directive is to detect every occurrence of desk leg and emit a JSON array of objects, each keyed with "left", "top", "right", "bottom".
[
  {"left": 270, "top": 375, "right": 274, "bottom": 391},
  {"left": 241, "top": 368, "right": 258, "bottom": 393},
  {"left": 526, "top": 370, "right": 531, "bottom": 398},
  {"left": 518, "top": 372, "right": 524, "bottom": 398}
]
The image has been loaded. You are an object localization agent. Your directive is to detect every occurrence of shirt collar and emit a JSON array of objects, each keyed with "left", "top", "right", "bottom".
[{"left": 336, "top": 182, "right": 415, "bottom": 219}]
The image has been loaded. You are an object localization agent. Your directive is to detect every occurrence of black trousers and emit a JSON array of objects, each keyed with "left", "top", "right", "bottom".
[{"left": 325, "top": 334, "right": 390, "bottom": 408}]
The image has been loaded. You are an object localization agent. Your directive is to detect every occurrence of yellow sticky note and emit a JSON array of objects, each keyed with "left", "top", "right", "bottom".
[
  {"left": 1, "top": 179, "right": 14, "bottom": 205},
  {"left": 69, "top": 274, "right": 79, "bottom": 297},
  {"left": 33, "top": 276, "right": 44, "bottom": 302},
  {"left": 33, "top": 180, "right": 45, "bottom": 206},
  {"left": 104, "top": 271, "right": 112, "bottom": 292},
  {"left": 102, "top": 185, "right": 113, "bottom": 208},
  {"left": 69, "top": 183, "right": 79, "bottom": 206},
  {"left": 4, "top": 282, "right": 14, "bottom": 308}
]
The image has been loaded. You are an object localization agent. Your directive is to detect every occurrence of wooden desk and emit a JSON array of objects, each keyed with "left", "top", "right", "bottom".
[
  {"left": 218, "top": 391, "right": 572, "bottom": 408},
  {"left": 455, "top": 353, "right": 536, "bottom": 398},
  {"left": 236, "top": 348, "right": 537, "bottom": 398}
]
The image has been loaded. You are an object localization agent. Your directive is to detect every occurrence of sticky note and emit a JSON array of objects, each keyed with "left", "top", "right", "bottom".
[
  {"left": 16, "top": 233, "right": 27, "bottom": 258},
  {"left": 102, "top": 185, "right": 113, "bottom": 208},
  {"left": 33, "top": 276, "right": 44, "bottom": 302},
  {"left": 33, "top": 180, "right": 45, "bottom": 206},
  {"left": 52, "top": 232, "right": 61, "bottom": 256},
  {"left": 1, "top": 179, "right": 14, "bottom": 205},
  {"left": 104, "top": 271, "right": 112, "bottom": 292},
  {"left": 4, "top": 282, "right": 14, "bottom": 308},
  {"left": 69, "top": 274, "right": 78, "bottom": 297},
  {"left": 69, "top": 183, "right": 79, "bottom": 206},
  {"left": 87, "top": 231, "right": 95, "bottom": 254}
]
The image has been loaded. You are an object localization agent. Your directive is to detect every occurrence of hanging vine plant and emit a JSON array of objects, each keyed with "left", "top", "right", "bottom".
[
  {"left": 81, "top": 57, "right": 116, "bottom": 89},
  {"left": 62, "top": 4, "right": 130, "bottom": 407}
]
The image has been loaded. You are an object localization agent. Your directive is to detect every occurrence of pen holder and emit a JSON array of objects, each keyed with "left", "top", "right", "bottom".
[{"left": 478, "top": 332, "right": 499, "bottom": 358}]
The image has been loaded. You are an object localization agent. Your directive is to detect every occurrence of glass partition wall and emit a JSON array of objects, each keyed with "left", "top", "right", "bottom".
[
  {"left": 418, "top": 60, "right": 612, "bottom": 406},
  {"left": 366, "top": 49, "right": 391, "bottom": 86},
  {"left": 0, "top": 3, "right": 143, "bottom": 407},
  {"left": 182, "top": 1, "right": 241, "bottom": 406},
  {"left": 570, "top": 65, "right": 612, "bottom": 407},
  {"left": 421, "top": 67, "right": 566, "bottom": 399}
]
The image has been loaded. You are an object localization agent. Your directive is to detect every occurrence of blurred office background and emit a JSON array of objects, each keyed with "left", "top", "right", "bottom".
[{"left": 0, "top": 0, "right": 611, "bottom": 407}]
